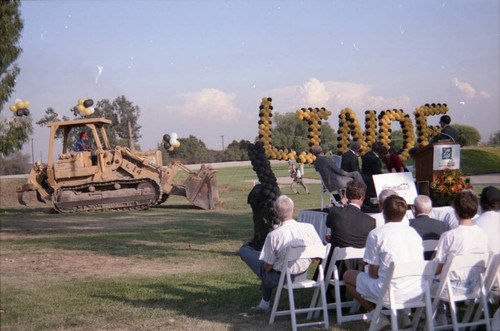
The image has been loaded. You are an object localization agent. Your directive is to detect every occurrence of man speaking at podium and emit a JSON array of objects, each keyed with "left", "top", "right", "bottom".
[{"left": 435, "top": 115, "right": 459, "bottom": 143}]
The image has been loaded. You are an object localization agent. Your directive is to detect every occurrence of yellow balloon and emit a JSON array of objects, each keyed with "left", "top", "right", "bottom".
[
  {"left": 23, "top": 100, "right": 30, "bottom": 108},
  {"left": 9, "top": 104, "right": 17, "bottom": 112},
  {"left": 83, "top": 108, "right": 92, "bottom": 116},
  {"left": 173, "top": 141, "right": 180, "bottom": 148},
  {"left": 168, "top": 146, "right": 174, "bottom": 151},
  {"left": 15, "top": 101, "right": 23, "bottom": 109},
  {"left": 78, "top": 98, "right": 84, "bottom": 105},
  {"left": 78, "top": 104, "right": 85, "bottom": 112}
]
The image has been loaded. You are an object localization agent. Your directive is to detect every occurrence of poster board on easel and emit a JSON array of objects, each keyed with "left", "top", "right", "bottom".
[{"left": 373, "top": 172, "right": 418, "bottom": 205}]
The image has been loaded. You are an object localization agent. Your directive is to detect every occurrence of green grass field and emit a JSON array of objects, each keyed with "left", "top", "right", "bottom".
[{"left": 1, "top": 147, "right": 498, "bottom": 330}]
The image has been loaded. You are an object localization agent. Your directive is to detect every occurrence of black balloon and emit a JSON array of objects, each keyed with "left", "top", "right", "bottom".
[
  {"left": 164, "top": 142, "right": 171, "bottom": 149},
  {"left": 163, "top": 134, "right": 171, "bottom": 142},
  {"left": 83, "top": 99, "right": 94, "bottom": 108}
]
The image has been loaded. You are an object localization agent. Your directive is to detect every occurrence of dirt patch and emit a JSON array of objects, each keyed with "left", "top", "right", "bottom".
[
  {"left": 0, "top": 214, "right": 173, "bottom": 240},
  {"left": 1, "top": 249, "right": 212, "bottom": 282}
]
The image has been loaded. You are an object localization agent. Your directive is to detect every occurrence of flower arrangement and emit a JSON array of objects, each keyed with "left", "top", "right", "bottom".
[{"left": 430, "top": 168, "right": 473, "bottom": 206}]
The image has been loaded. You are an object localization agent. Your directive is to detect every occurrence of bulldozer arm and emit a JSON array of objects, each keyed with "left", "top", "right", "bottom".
[{"left": 167, "top": 163, "right": 219, "bottom": 210}]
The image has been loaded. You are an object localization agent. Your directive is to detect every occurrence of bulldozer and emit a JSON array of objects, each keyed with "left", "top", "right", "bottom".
[{"left": 16, "top": 118, "right": 218, "bottom": 213}]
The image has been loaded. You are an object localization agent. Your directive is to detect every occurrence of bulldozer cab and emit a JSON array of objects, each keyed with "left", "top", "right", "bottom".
[
  {"left": 46, "top": 118, "right": 112, "bottom": 181},
  {"left": 47, "top": 118, "right": 112, "bottom": 166}
]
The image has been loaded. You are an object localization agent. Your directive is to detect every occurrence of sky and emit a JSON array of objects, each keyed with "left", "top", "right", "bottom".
[{"left": 9, "top": 0, "right": 500, "bottom": 161}]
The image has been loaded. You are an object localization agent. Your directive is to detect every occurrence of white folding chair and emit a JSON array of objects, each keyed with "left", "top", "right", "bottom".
[
  {"left": 367, "top": 260, "right": 438, "bottom": 331},
  {"left": 269, "top": 244, "right": 330, "bottom": 331},
  {"left": 423, "top": 239, "right": 439, "bottom": 260},
  {"left": 469, "top": 253, "right": 500, "bottom": 325},
  {"left": 317, "top": 171, "right": 341, "bottom": 210},
  {"left": 431, "top": 252, "right": 491, "bottom": 331},
  {"left": 313, "top": 246, "right": 369, "bottom": 325}
]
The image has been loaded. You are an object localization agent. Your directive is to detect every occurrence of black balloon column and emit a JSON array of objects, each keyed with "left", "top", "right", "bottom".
[{"left": 246, "top": 141, "right": 281, "bottom": 251}]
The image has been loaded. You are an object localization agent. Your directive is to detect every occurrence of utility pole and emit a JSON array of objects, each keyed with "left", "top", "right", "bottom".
[
  {"left": 31, "top": 138, "right": 34, "bottom": 165},
  {"left": 128, "top": 120, "right": 134, "bottom": 151},
  {"left": 220, "top": 135, "right": 225, "bottom": 151}
]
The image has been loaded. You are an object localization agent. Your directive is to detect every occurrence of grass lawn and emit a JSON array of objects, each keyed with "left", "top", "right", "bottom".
[
  {"left": 1, "top": 148, "right": 498, "bottom": 330},
  {"left": 0, "top": 166, "right": 368, "bottom": 331}
]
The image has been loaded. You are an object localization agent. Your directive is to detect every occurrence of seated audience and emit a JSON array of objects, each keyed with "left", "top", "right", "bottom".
[
  {"left": 343, "top": 195, "right": 423, "bottom": 327},
  {"left": 473, "top": 186, "right": 500, "bottom": 254},
  {"left": 341, "top": 141, "right": 361, "bottom": 172},
  {"left": 323, "top": 180, "right": 376, "bottom": 301},
  {"left": 409, "top": 195, "right": 448, "bottom": 259},
  {"left": 238, "top": 195, "right": 323, "bottom": 311},
  {"left": 432, "top": 190, "right": 489, "bottom": 324},
  {"left": 312, "top": 145, "right": 364, "bottom": 193},
  {"left": 361, "top": 142, "right": 383, "bottom": 201}
]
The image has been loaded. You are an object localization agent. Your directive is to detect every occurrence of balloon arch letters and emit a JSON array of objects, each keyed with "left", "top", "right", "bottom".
[{"left": 257, "top": 97, "right": 448, "bottom": 164}]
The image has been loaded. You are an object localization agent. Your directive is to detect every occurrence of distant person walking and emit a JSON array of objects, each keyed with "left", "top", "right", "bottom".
[{"left": 290, "top": 163, "right": 310, "bottom": 195}]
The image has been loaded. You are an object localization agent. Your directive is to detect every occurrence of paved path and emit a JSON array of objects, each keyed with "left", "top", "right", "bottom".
[{"left": 2, "top": 160, "right": 499, "bottom": 186}]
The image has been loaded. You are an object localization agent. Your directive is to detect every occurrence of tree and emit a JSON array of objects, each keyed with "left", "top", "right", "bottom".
[
  {"left": 36, "top": 107, "right": 70, "bottom": 137},
  {"left": 453, "top": 124, "right": 481, "bottom": 147},
  {"left": 161, "top": 135, "right": 213, "bottom": 164},
  {"left": 270, "top": 112, "right": 337, "bottom": 154},
  {"left": 37, "top": 96, "right": 142, "bottom": 149},
  {"left": 221, "top": 139, "right": 251, "bottom": 161},
  {"left": 0, "top": 0, "right": 33, "bottom": 157},
  {"left": 389, "top": 130, "right": 403, "bottom": 152},
  {"left": 0, "top": 150, "right": 31, "bottom": 175}
]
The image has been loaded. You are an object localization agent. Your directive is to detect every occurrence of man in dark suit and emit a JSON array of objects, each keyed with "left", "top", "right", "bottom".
[
  {"left": 361, "top": 142, "right": 383, "bottom": 201},
  {"left": 324, "top": 180, "right": 376, "bottom": 301},
  {"left": 312, "top": 146, "right": 363, "bottom": 193},
  {"left": 437, "top": 115, "right": 459, "bottom": 143},
  {"left": 341, "top": 141, "right": 361, "bottom": 172},
  {"left": 409, "top": 195, "right": 448, "bottom": 259}
]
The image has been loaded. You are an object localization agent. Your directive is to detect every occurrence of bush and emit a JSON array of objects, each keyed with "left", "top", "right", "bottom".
[
  {"left": 453, "top": 124, "right": 481, "bottom": 146},
  {"left": 0, "top": 151, "right": 32, "bottom": 175}
]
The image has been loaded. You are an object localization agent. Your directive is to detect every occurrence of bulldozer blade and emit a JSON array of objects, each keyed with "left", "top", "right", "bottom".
[{"left": 183, "top": 169, "right": 218, "bottom": 210}]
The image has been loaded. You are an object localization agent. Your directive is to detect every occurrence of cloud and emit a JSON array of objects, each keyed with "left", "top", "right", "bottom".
[
  {"left": 269, "top": 78, "right": 411, "bottom": 113},
  {"left": 479, "top": 91, "right": 491, "bottom": 99},
  {"left": 451, "top": 77, "right": 491, "bottom": 99},
  {"left": 452, "top": 77, "right": 476, "bottom": 98},
  {"left": 165, "top": 88, "right": 251, "bottom": 123}
]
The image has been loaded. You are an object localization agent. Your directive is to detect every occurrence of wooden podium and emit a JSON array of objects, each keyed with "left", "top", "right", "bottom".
[{"left": 413, "top": 142, "right": 461, "bottom": 194}]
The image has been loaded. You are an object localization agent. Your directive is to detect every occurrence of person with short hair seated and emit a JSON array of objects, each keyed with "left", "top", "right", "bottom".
[
  {"left": 432, "top": 190, "right": 489, "bottom": 324},
  {"left": 343, "top": 195, "right": 423, "bottom": 328},
  {"left": 75, "top": 132, "right": 91, "bottom": 151},
  {"left": 409, "top": 195, "right": 448, "bottom": 260},
  {"left": 238, "top": 195, "right": 323, "bottom": 312}
]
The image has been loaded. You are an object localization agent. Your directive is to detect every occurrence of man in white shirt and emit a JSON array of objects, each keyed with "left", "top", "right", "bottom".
[
  {"left": 434, "top": 190, "right": 489, "bottom": 288},
  {"left": 238, "top": 195, "right": 323, "bottom": 311},
  {"left": 473, "top": 186, "right": 500, "bottom": 254},
  {"left": 343, "top": 195, "right": 423, "bottom": 326},
  {"left": 432, "top": 190, "right": 489, "bottom": 325}
]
